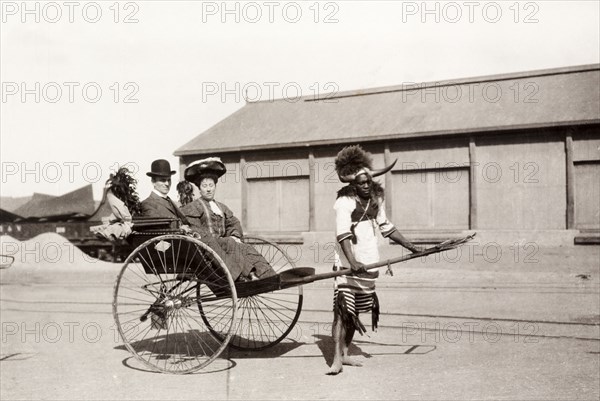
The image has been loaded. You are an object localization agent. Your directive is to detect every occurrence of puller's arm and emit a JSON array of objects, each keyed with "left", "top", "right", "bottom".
[{"left": 388, "top": 230, "right": 422, "bottom": 253}]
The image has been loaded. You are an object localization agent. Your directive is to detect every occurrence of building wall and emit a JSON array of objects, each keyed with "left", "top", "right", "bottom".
[
  {"left": 573, "top": 126, "right": 600, "bottom": 230},
  {"left": 476, "top": 132, "right": 567, "bottom": 229},
  {"left": 216, "top": 156, "right": 243, "bottom": 220},
  {"left": 389, "top": 138, "right": 470, "bottom": 230},
  {"left": 0, "top": 221, "right": 97, "bottom": 241},
  {"left": 178, "top": 124, "right": 600, "bottom": 244},
  {"left": 313, "top": 147, "right": 345, "bottom": 232}
]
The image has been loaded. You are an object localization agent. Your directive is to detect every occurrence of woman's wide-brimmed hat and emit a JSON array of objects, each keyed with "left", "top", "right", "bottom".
[
  {"left": 146, "top": 159, "right": 176, "bottom": 178},
  {"left": 334, "top": 145, "right": 397, "bottom": 183},
  {"left": 184, "top": 157, "right": 227, "bottom": 182}
]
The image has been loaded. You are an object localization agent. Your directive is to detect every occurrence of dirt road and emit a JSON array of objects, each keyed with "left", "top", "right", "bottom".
[{"left": 1, "top": 246, "right": 599, "bottom": 400}]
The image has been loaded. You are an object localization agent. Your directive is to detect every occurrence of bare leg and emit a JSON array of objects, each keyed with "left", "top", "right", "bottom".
[
  {"left": 327, "top": 313, "right": 345, "bottom": 375},
  {"left": 341, "top": 324, "right": 362, "bottom": 366}
]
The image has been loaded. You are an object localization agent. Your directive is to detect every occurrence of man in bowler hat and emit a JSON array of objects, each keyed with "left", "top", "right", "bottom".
[
  {"left": 140, "top": 159, "right": 190, "bottom": 222},
  {"left": 140, "top": 159, "right": 246, "bottom": 281}
]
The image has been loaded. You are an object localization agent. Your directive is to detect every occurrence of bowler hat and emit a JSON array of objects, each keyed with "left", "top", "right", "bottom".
[{"left": 146, "top": 159, "right": 176, "bottom": 178}]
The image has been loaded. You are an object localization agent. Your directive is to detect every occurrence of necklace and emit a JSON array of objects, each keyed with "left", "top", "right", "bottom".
[{"left": 354, "top": 196, "right": 377, "bottom": 237}]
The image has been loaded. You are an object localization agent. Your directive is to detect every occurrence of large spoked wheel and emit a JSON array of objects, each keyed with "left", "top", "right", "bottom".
[
  {"left": 113, "top": 234, "right": 238, "bottom": 374},
  {"left": 199, "top": 235, "right": 303, "bottom": 351}
]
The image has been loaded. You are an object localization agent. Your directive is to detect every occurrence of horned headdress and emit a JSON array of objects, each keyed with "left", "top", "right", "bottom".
[{"left": 334, "top": 145, "right": 397, "bottom": 183}]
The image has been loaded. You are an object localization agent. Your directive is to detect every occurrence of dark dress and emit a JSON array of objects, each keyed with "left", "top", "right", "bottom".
[
  {"left": 181, "top": 198, "right": 275, "bottom": 278},
  {"left": 140, "top": 192, "right": 246, "bottom": 280}
]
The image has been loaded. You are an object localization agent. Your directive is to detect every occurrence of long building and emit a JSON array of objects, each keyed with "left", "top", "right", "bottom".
[
  {"left": 0, "top": 185, "right": 117, "bottom": 260},
  {"left": 175, "top": 64, "right": 599, "bottom": 247}
]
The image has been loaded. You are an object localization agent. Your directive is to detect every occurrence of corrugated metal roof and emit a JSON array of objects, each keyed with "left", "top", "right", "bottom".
[
  {"left": 14, "top": 185, "right": 96, "bottom": 218},
  {"left": 13, "top": 193, "right": 56, "bottom": 217},
  {"left": 175, "top": 64, "right": 600, "bottom": 156},
  {"left": 0, "top": 196, "right": 30, "bottom": 212}
]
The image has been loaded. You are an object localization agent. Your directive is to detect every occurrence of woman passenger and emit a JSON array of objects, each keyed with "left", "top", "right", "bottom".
[
  {"left": 177, "top": 158, "right": 275, "bottom": 281},
  {"left": 91, "top": 167, "right": 141, "bottom": 241}
]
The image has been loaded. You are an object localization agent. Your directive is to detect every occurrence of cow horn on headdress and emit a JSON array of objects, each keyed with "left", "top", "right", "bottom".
[
  {"left": 334, "top": 145, "right": 397, "bottom": 183},
  {"left": 371, "top": 159, "right": 397, "bottom": 178}
]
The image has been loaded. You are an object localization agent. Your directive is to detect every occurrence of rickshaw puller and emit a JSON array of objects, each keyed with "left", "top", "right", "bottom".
[{"left": 328, "top": 145, "right": 421, "bottom": 375}]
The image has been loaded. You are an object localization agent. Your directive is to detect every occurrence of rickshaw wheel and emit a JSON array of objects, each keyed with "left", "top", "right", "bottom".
[
  {"left": 113, "top": 234, "right": 237, "bottom": 374},
  {"left": 198, "top": 235, "right": 303, "bottom": 351}
]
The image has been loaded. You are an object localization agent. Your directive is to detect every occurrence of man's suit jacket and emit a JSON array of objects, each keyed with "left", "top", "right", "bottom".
[{"left": 140, "top": 192, "right": 189, "bottom": 224}]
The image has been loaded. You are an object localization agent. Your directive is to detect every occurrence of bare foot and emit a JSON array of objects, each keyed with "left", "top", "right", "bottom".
[
  {"left": 342, "top": 356, "right": 363, "bottom": 367},
  {"left": 326, "top": 362, "right": 343, "bottom": 375}
]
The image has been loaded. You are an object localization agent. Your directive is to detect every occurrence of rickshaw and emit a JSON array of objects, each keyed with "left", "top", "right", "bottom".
[{"left": 112, "top": 217, "right": 473, "bottom": 374}]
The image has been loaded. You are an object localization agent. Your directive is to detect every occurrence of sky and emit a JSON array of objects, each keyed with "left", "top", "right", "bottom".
[{"left": 1, "top": 0, "right": 599, "bottom": 201}]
